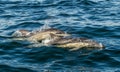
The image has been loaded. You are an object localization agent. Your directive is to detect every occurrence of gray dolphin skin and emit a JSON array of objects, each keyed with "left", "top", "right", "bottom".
[{"left": 42, "top": 33, "right": 104, "bottom": 51}]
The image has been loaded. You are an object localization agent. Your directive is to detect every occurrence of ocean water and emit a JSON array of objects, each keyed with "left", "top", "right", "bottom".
[{"left": 0, "top": 0, "right": 120, "bottom": 72}]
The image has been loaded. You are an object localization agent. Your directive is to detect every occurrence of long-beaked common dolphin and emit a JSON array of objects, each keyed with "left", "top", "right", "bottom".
[
  {"left": 11, "top": 28, "right": 70, "bottom": 43},
  {"left": 42, "top": 33, "right": 104, "bottom": 51}
]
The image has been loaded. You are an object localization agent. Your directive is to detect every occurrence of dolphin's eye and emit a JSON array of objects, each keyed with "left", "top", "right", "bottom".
[
  {"left": 38, "top": 40, "right": 42, "bottom": 43},
  {"left": 52, "top": 43, "right": 58, "bottom": 45}
]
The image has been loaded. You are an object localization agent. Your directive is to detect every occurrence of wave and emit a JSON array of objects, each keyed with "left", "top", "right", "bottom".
[
  {"left": 0, "top": 64, "right": 35, "bottom": 72},
  {"left": 0, "top": 0, "right": 105, "bottom": 6}
]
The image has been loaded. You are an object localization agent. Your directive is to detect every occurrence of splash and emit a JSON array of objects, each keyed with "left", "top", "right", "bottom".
[{"left": 39, "top": 20, "right": 51, "bottom": 31}]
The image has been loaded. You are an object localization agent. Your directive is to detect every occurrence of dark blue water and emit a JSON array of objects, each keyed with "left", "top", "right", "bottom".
[{"left": 0, "top": 0, "right": 120, "bottom": 72}]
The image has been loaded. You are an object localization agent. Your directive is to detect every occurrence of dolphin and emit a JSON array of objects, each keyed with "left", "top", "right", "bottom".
[
  {"left": 42, "top": 33, "right": 104, "bottom": 51},
  {"left": 11, "top": 28, "right": 70, "bottom": 43}
]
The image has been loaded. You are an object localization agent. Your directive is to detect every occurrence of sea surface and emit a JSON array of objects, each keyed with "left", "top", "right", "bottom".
[{"left": 0, "top": 0, "right": 120, "bottom": 72}]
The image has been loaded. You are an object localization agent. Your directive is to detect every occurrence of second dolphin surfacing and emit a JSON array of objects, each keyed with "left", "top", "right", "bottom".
[{"left": 42, "top": 33, "right": 104, "bottom": 51}]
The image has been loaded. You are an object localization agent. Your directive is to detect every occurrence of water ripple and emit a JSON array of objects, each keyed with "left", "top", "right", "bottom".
[{"left": 0, "top": 0, "right": 120, "bottom": 72}]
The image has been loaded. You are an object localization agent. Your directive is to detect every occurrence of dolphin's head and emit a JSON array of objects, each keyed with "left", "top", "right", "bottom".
[
  {"left": 12, "top": 30, "right": 31, "bottom": 37},
  {"left": 88, "top": 41, "right": 105, "bottom": 50}
]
